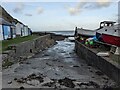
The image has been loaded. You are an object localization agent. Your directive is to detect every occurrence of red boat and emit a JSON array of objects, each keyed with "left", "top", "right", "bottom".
[
  {"left": 96, "top": 21, "right": 120, "bottom": 47},
  {"left": 102, "top": 33, "right": 120, "bottom": 47}
]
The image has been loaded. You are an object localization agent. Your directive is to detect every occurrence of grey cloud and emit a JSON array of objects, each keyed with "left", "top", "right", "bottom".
[
  {"left": 37, "top": 7, "right": 44, "bottom": 14},
  {"left": 84, "top": 2, "right": 111, "bottom": 9},
  {"left": 25, "top": 13, "right": 32, "bottom": 16},
  {"left": 65, "top": 2, "right": 87, "bottom": 15},
  {"left": 13, "top": 2, "right": 25, "bottom": 13},
  {"left": 66, "top": 1, "right": 112, "bottom": 15}
]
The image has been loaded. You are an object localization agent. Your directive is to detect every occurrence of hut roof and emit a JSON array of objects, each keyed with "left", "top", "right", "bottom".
[
  {"left": 0, "top": 18, "right": 14, "bottom": 26},
  {"left": 14, "top": 18, "right": 23, "bottom": 24},
  {"left": 0, "top": 5, "right": 14, "bottom": 23}
]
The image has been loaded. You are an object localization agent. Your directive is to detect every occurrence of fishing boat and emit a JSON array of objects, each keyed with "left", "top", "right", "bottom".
[
  {"left": 96, "top": 21, "right": 120, "bottom": 47},
  {"left": 76, "top": 27, "right": 97, "bottom": 37}
]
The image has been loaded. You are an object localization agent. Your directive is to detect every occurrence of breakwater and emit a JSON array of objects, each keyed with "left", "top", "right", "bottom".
[
  {"left": 75, "top": 40, "right": 120, "bottom": 84},
  {"left": 33, "top": 32, "right": 74, "bottom": 41},
  {"left": 2, "top": 34, "right": 55, "bottom": 68}
]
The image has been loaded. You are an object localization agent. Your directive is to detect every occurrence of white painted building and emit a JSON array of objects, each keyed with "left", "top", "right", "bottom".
[
  {"left": 0, "top": 25, "right": 3, "bottom": 40},
  {"left": 15, "top": 22, "right": 24, "bottom": 36},
  {"left": 24, "top": 25, "right": 29, "bottom": 36},
  {"left": 11, "top": 25, "right": 16, "bottom": 38},
  {"left": 0, "top": 18, "right": 14, "bottom": 40}
]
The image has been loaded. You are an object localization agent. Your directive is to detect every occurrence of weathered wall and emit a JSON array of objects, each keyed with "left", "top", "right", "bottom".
[
  {"left": 2, "top": 34, "right": 55, "bottom": 64},
  {"left": 75, "top": 40, "right": 120, "bottom": 84}
]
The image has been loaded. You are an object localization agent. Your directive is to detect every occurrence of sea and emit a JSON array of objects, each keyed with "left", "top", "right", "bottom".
[
  {"left": 34, "top": 30, "right": 75, "bottom": 36},
  {"left": 49, "top": 31, "right": 75, "bottom": 36}
]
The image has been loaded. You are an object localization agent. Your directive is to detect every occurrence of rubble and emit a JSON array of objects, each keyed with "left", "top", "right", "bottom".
[
  {"left": 95, "top": 71, "right": 104, "bottom": 76},
  {"left": 78, "top": 81, "right": 100, "bottom": 88},
  {"left": 58, "top": 77, "right": 75, "bottom": 88}
]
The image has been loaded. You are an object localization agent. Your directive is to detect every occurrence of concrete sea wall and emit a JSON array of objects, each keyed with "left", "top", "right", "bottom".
[
  {"left": 2, "top": 35, "right": 55, "bottom": 66},
  {"left": 75, "top": 40, "right": 120, "bottom": 84}
]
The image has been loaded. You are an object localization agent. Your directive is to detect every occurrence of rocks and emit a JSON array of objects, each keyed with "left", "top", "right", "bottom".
[
  {"left": 25, "top": 62, "right": 31, "bottom": 64},
  {"left": 46, "top": 62, "right": 52, "bottom": 66},
  {"left": 95, "top": 71, "right": 104, "bottom": 76},
  {"left": 15, "top": 78, "right": 26, "bottom": 83},
  {"left": 88, "top": 67, "right": 91, "bottom": 69},
  {"left": 103, "top": 85, "right": 113, "bottom": 89},
  {"left": 27, "top": 73, "right": 36, "bottom": 79},
  {"left": 102, "top": 77, "right": 109, "bottom": 81},
  {"left": 78, "top": 81, "right": 100, "bottom": 88},
  {"left": 27, "top": 73, "right": 44, "bottom": 83},
  {"left": 89, "top": 70, "right": 93, "bottom": 73},
  {"left": 8, "top": 81, "right": 12, "bottom": 84},
  {"left": 19, "top": 86, "right": 24, "bottom": 89},
  {"left": 42, "top": 82, "right": 55, "bottom": 87},
  {"left": 89, "top": 81, "right": 100, "bottom": 88},
  {"left": 58, "top": 77, "right": 75, "bottom": 88},
  {"left": 26, "top": 80, "right": 40, "bottom": 86},
  {"left": 14, "top": 73, "right": 44, "bottom": 85},
  {"left": 58, "top": 65, "right": 63, "bottom": 68},
  {"left": 14, "top": 78, "right": 17, "bottom": 80},
  {"left": 73, "top": 65, "right": 79, "bottom": 67},
  {"left": 87, "top": 64, "right": 92, "bottom": 66}
]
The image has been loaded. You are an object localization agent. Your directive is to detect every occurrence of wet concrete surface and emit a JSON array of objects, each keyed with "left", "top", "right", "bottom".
[{"left": 2, "top": 40, "right": 118, "bottom": 89}]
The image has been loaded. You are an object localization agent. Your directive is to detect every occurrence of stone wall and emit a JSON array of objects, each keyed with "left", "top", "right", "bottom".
[
  {"left": 75, "top": 40, "right": 120, "bottom": 84},
  {"left": 33, "top": 32, "right": 73, "bottom": 41},
  {"left": 2, "top": 35, "right": 55, "bottom": 65}
]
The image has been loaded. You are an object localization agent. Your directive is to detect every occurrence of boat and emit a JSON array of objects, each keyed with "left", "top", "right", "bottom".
[
  {"left": 76, "top": 27, "right": 97, "bottom": 37},
  {"left": 96, "top": 21, "right": 120, "bottom": 47}
]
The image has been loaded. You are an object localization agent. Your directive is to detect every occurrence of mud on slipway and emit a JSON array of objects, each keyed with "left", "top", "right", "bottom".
[{"left": 2, "top": 40, "right": 118, "bottom": 89}]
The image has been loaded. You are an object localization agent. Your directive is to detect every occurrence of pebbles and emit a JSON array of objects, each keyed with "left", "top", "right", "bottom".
[
  {"left": 42, "top": 82, "right": 55, "bottom": 87},
  {"left": 78, "top": 81, "right": 100, "bottom": 88},
  {"left": 8, "top": 81, "right": 12, "bottom": 84},
  {"left": 95, "top": 71, "right": 104, "bottom": 76},
  {"left": 46, "top": 62, "right": 52, "bottom": 66},
  {"left": 73, "top": 65, "right": 80, "bottom": 67},
  {"left": 19, "top": 86, "right": 24, "bottom": 89},
  {"left": 14, "top": 73, "right": 44, "bottom": 85},
  {"left": 58, "top": 77, "right": 75, "bottom": 88},
  {"left": 15, "top": 78, "right": 26, "bottom": 83},
  {"left": 26, "top": 80, "right": 40, "bottom": 86}
]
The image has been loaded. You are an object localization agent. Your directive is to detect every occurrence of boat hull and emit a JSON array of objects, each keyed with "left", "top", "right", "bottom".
[
  {"left": 96, "top": 32, "right": 103, "bottom": 41},
  {"left": 102, "top": 34, "right": 120, "bottom": 47}
]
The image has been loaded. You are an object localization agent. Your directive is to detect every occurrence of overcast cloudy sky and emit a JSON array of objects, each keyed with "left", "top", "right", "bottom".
[{"left": 1, "top": 0, "right": 119, "bottom": 31}]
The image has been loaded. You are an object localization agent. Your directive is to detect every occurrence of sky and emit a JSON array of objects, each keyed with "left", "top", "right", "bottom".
[{"left": 0, "top": 0, "right": 119, "bottom": 31}]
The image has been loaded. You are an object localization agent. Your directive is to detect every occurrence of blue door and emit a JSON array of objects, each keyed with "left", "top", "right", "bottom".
[{"left": 3, "top": 25, "right": 11, "bottom": 40}]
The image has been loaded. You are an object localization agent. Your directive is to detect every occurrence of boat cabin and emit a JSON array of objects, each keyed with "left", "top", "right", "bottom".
[
  {"left": 100, "top": 21, "right": 116, "bottom": 29},
  {"left": 96, "top": 21, "right": 120, "bottom": 47}
]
